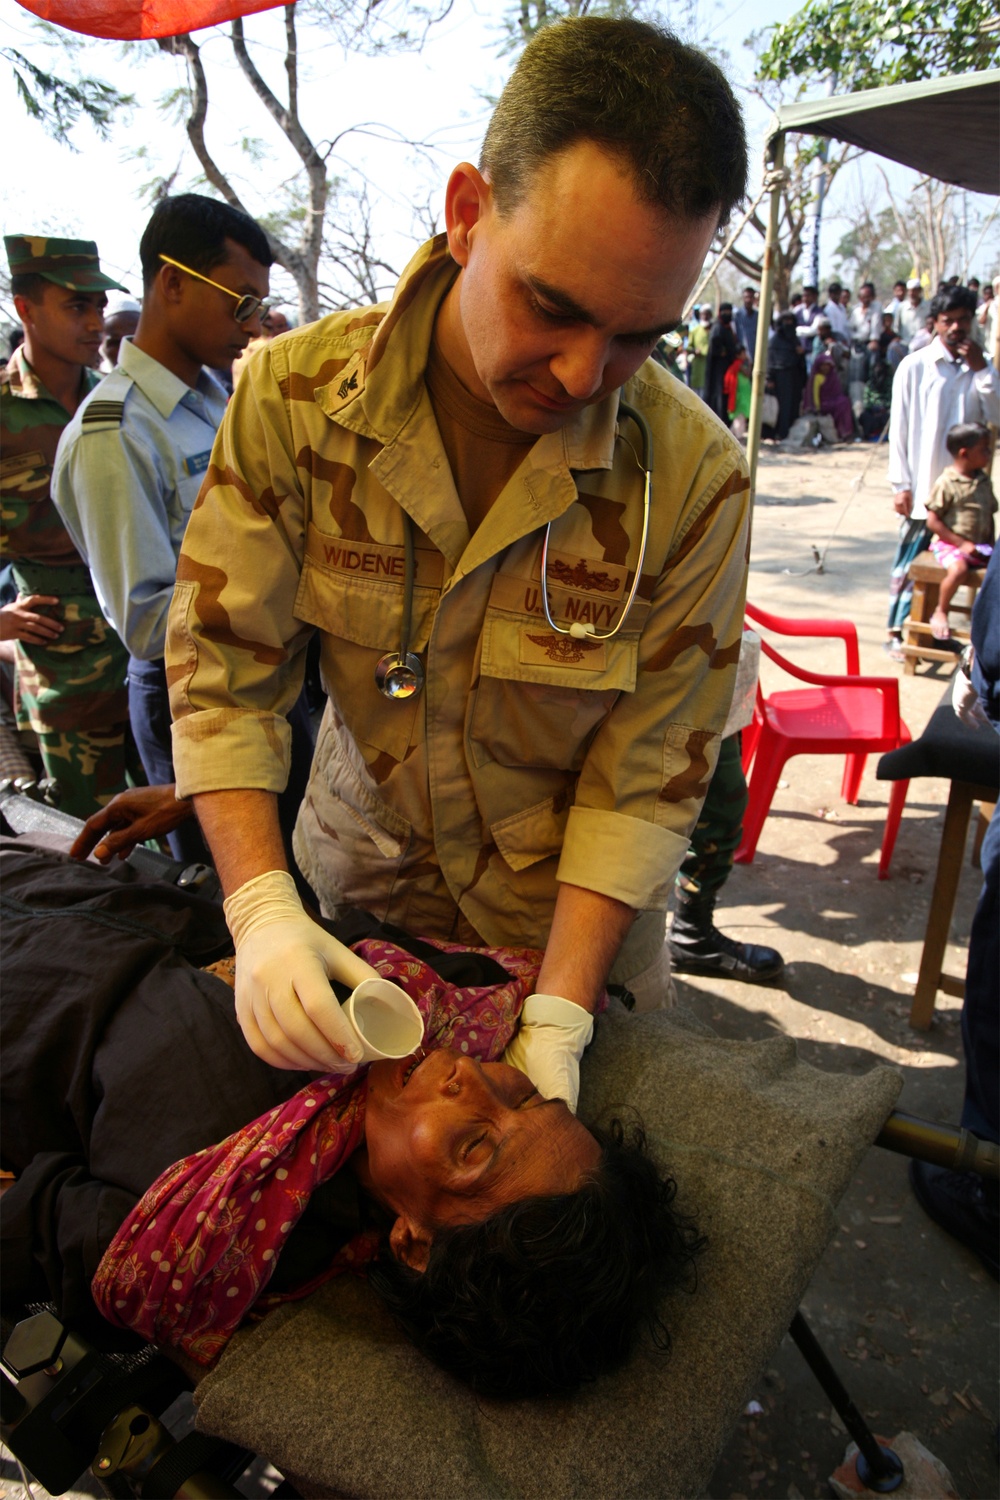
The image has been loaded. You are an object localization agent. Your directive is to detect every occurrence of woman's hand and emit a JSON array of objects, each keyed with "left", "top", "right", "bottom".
[
  {"left": 0, "top": 595, "right": 63, "bottom": 644},
  {"left": 70, "top": 784, "right": 193, "bottom": 863}
]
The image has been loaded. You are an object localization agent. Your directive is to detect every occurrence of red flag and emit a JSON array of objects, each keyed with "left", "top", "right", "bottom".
[{"left": 13, "top": 0, "right": 285, "bottom": 42}]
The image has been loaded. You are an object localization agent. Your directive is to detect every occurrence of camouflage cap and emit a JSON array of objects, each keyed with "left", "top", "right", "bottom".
[{"left": 5, "top": 235, "right": 128, "bottom": 294}]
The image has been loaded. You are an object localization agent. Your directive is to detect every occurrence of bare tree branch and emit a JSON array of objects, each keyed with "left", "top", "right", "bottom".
[
  {"left": 156, "top": 35, "right": 244, "bottom": 212},
  {"left": 229, "top": 10, "right": 328, "bottom": 317}
]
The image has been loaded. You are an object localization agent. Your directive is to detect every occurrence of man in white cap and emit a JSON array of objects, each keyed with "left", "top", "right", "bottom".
[{"left": 100, "top": 295, "right": 141, "bottom": 372}]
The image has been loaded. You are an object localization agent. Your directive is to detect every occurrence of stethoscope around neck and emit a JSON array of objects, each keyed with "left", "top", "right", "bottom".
[{"left": 374, "top": 400, "right": 654, "bottom": 701}]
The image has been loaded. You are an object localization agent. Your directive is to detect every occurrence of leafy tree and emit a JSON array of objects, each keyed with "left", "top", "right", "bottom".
[
  {"left": 757, "top": 0, "right": 1000, "bottom": 91},
  {"left": 14, "top": 2, "right": 453, "bottom": 323},
  {"left": 832, "top": 206, "right": 911, "bottom": 295},
  {"left": 742, "top": 0, "right": 999, "bottom": 308},
  {"left": 3, "top": 22, "right": 133, "bottom": 148}
]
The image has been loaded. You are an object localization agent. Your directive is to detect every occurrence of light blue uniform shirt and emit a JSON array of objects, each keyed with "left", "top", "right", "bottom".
[{"left": 52, "top": 339, "right": 228, "bottom": 661}]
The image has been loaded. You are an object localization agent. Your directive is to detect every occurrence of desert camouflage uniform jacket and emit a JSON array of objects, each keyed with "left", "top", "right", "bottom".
[{"left": 168, "top": 237, "right": 751, "bottom": 979}]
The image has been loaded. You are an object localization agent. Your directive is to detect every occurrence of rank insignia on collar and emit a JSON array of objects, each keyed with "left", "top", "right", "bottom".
[{"left": 337, "top": 370, "right": 359, "bottom": 400}]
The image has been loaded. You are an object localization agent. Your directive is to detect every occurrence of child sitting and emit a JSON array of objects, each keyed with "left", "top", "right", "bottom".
[{"left": 926, "top": 421, "right": 996, "bottom": 641}]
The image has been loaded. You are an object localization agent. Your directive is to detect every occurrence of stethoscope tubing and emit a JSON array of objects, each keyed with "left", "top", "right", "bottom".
[
  {"left": 540, "top": 401, "right": 653, "bottom": 642},
  {"left": 375, "top": 397, "right": 653, "bottom": 697}
]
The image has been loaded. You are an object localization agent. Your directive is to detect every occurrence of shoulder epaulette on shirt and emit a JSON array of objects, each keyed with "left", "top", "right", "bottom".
[
  {"left": 80, "top": 368, "right": 132, "bottom": 433},
  {"left": 81, "top": 398, "right": 125, "bottom": 430}
]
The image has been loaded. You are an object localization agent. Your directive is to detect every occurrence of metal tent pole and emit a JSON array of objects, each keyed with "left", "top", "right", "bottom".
[{"left": 746, "top": 134, "right": 786, "bottom": 500}]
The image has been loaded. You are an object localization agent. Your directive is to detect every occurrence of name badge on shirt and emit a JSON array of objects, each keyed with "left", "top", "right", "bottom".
[{"left": 184, "top": 450, "right": 213, "bottom": 478}]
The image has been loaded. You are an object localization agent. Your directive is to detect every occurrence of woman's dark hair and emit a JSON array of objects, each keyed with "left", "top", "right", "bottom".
[
  {"left": 367, "top": 1118, "right": 704, "bottom": 1399},
  {"left": 139, "top": 193, "right": 272, "bottom": 287}
]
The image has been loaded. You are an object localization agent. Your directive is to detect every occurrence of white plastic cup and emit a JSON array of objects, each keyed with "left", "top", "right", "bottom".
[{"left": 343, "top": 977, "right": 424, "bottom": 1063}]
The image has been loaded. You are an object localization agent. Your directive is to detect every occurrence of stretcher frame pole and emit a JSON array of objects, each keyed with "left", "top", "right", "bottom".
[{"left": 788, "top": 1309, "right": 904, "bottom": 1492}]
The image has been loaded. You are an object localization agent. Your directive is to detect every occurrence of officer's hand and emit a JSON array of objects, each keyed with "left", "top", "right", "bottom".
[
  {"left": 0, "top": 595, "right": 63, "bottom": 644},
  {"left": 892, "top": 489, "right": 913, "bottom": 518},
  {"left": 70, "top": 783, "right": 193, "bottom": 863},
  {"left": 224, "top": 870, "right": 367, "bottom": 1073},
  {"left": 502, "top": 994, "right": 594, "bottom": 1114}
]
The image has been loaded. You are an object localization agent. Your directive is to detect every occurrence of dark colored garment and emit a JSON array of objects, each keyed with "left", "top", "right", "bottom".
[
  {"left": 127, "top": 655, "right": 209, "bottom": 863},
  {"left": 706, "top": 319, "right": 737, "bottom": 422},
  {"left": 886, "top": 519, "right": 932, "bottom": 633},
  {"left": 971, "top": 546, "right": 999, "bottom": 726},
  {"left": 127, "top": 654, "right": 315, "bottom": 890},
  {"left": 964, "top": 547, "right": 1000, "bottom": 1142},
  {"left": 0, "top": 845, "right": 514, "bottom": 1331},
  {"left": 0, "top": 842, "right": 293, "bottom": 1332},
  {"left": 734, "top": 307, "right": 758, "bottom": 360},
  {"left": 770, "top": 369, "right": 801, "bottom": 440},
  {"left": 963, "top": 809, "right": 999, "bottom": 1143},
  {"left": 767, "top": 326, "right": 805, "bottom": 439},
  {"left": 676, "top": 733, "right": 747, "bottom": 898}
]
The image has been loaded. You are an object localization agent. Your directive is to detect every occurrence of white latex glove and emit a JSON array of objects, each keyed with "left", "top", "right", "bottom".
[
  {"left": 502, "top": 994, "right": 595, "bottom": 1114},
  {"left": 224, "top": 869, "right": 373, "bottom": 1072}
]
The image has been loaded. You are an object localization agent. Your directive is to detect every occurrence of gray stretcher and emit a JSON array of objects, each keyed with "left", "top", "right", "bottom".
[{"left": 1, "top": 787, "right": 996, "bottom": 1499}]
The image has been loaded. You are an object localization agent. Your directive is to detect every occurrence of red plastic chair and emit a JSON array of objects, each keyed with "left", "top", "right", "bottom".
[{"left": 736, "top": 602, "right": 911, "bottom": 877}]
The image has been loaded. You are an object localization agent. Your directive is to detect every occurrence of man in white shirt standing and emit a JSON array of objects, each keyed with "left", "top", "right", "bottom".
[
  {"left": 897, "top": 277, "right": 929, "bottom": 348},
  {"left": 885, "top": 285, "right": 999, "bottom": 657},
  {"left": 883, "top": 279, "right": 907, "bottom": 333},
  {"left": 848, "top": 281, "right": 883, "bottom": 411},
  {"left": 822, "top": 281, "right": 850, "bottom": 344}
]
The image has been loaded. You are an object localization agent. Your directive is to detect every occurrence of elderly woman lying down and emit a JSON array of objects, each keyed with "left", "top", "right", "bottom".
[{"left": 0, "top": 842, "right": 701, "bottom": 1400}]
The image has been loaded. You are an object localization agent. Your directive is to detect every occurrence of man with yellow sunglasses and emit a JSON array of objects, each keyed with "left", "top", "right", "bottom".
[{"left": 52, "top": 194, "right": 277, "bottom": 861}]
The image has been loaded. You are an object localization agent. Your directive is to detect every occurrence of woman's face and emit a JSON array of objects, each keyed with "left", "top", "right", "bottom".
[{"left": 359, "top": 1049, "right": 601, "bottom": 1268}]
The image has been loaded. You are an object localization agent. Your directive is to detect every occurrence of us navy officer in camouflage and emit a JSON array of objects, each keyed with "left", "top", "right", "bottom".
[
  {"left": 168, "top": 18, "right": 752, "bottom": 1108},
  {"left": 0, "top": 236, "right": 133, "bottom": 818}
]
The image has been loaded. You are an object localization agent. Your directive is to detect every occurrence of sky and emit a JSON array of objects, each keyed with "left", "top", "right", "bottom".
[{"left": 1, "top": 0, "right": 997, "bottom": 317}]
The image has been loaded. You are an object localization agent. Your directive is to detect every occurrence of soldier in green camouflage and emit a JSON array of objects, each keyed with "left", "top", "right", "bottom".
[
  {"left": 0, "top": 235, "right": 135, "bottom": 816},
  {"left": 668, "top": 734, "right": 785, "bottom": 982}
]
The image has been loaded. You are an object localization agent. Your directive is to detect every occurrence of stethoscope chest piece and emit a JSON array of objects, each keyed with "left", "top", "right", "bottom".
[{"left": 374, "top": 651, "right": 425, "bottom": 700}]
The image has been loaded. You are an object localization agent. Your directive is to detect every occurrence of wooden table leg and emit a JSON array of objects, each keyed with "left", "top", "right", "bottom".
[{"left": 910, "top": 781, "right": 975, "bottom": 1030}]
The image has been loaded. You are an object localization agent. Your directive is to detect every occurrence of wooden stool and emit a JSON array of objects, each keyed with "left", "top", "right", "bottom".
[
  {"left": 901, "top": 551, "right": 984, "bottom": 674},
  {"left": 909, "top": 782, "right": 995, "bottom": 1029},
  {"left": 877, "top": 683, "right": 1000, "bottom": 1031}
]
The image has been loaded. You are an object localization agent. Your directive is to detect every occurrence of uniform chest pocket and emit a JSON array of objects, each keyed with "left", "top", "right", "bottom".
[
  {"left": 1, "top": 451, "right": 50, "bottom": 503},
  {"left": 293, "top": 524, "right": 441, "bottom": 763},
  {"left": 470, "top": 611, "right": 638, "bottom": 773}
]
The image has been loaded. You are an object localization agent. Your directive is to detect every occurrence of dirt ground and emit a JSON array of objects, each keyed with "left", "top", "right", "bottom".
[
  {"left": 696, "top": 441, "right": 998, "bottom": 1500},
  {"left": 2, "top": 443, "right": 996, "bottom": 1500}
]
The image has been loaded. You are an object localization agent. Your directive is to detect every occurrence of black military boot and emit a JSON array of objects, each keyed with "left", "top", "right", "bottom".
[{"left": 668, "top": 890, "right": 784, "bottom": 983}]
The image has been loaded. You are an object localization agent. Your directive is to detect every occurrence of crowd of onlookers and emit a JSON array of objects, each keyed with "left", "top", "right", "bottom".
[{"left": 654, "top": 272, "right": 1000, "bottom": 446}]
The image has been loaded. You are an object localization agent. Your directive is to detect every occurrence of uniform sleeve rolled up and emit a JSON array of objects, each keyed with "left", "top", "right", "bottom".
[{"left": 563, "top": 443, "right": 751, "bottom": 912}]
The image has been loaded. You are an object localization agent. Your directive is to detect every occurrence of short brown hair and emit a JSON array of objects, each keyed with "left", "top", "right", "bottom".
[
  {"left": 11, "top": 273, "right": 50, "bottom": 303},
  {"left": 480, "top": 17, "right": 747, "bottom": 226}
]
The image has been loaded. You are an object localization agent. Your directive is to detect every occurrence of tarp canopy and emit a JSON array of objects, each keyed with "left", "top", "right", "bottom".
[
  {"left": 14, "top": 0, "right": 283, "bottom": 42},
  {"left": 766, "top": 69, "right": 1000, "bottom": 195}
]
